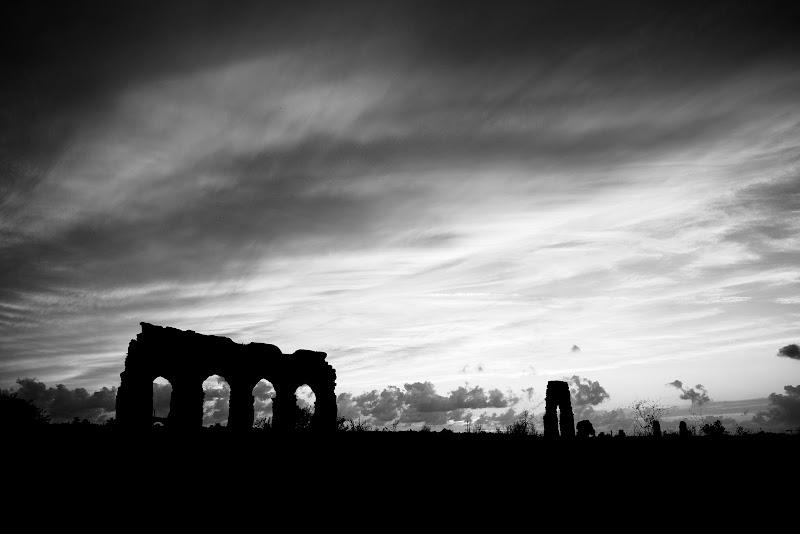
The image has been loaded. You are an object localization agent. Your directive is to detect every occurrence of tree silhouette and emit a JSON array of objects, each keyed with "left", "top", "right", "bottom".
[
  {"left": 629, "top": 398, "right": 672, "bottom": 436},
  {"left": 700, "top": 419, "right": 728, "bottom": 437},
  {"left": 576, "top": 420, "right": 595, "bottom": 438},
  {"left": 254, "top": 416, "right": 273, "bottom": 431},
  {"left": 295, "top": 405, "right": 314, "bottom": 431},
  {"left": 0, "top": 391, "right": 50, "bottom": 427},
  {"left": 505, "top": 409, "right": 539, "bottom": 435}
]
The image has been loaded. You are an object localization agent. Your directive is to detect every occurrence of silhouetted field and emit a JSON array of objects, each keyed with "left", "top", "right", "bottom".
[
  {"left": 5, "top": 426, "right": 796, "bottom": 525},
  {"left": 8, "top": 426, "right": 796, "bottom": 478}
]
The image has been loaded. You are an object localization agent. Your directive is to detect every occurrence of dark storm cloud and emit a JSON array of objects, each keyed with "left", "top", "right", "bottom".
[
  {"left": 777, "top": 344, "right": 800, "bottom": 360},
  {"left": 1, "top": 377, "right": 116, "bottom": 422},
  {"left": 668, "top": 380, "right": 711, "bottom": 406}
]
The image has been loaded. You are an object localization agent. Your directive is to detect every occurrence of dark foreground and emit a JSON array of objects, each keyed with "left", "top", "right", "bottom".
[
  {"left": 8, "top": 428, "right": 797, "bottom": 478},
  {"left": 5, "top": 429, "right": 796, "bottom": 525}
]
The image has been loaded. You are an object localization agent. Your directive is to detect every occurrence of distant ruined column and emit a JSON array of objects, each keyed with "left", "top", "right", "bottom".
[
  {"left": 544, "top": 380, "right": 575, "bottom": 438},
  {"left": 679, "top": 420, "right": 691, "bottom": 437},
  {"left": 559, "top": 390, "right": 575, "bottom": 438},
  {"left": 652, "top": 420, "right": 662, "bottom": 437}
]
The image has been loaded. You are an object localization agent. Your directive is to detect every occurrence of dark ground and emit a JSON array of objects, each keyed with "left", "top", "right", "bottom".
[
  {"left": 6, "top": 429, "right": 796, "bottom": 514},
  {"left": 5, "top": 429, "right": 797, "bottom": 531}
]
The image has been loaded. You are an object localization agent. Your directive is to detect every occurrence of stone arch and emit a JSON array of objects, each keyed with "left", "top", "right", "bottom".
[
  {"left": 152, "top": 376, "right": 172, "bottom": 425},
  {"left": 117, "top": 323, "right": 338, "bottom": 432},
  {"left": 295, "top": 384, "right": 316, "bottom": 410},
  {"left": 251, "top": 378, "right": 276, "bottom": 427},
  {"left": 292, "top": 384, "right": 316, "bottom": 430},
  {"left": 202, "top": 375, "right": 230, "bottom": 427}
]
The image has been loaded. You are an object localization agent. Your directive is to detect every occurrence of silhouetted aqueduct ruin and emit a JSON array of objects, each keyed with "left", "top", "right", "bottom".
[
  {"left": 116, "top": 323, "right": 337, "bottom": 431},
  {"left": 543, "top": 380, "right": 575, "bottom": 438}
]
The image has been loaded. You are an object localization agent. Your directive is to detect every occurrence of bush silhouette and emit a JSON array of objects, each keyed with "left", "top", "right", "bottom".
[
  {"left": 700, "top": 420, "right": 728, "bottom": 437},
  {"left": 576, "top": 420, "right": 595, "bottom": 438},
  {"left": 0, "top": 391, "right": 50, "bottom": 427},
  {"left": 254, "top": 416, "right": 273, "bottom": 430},
  {"left": 505, "top": 409, "right": 539, "bottom": 435},
  {"left": 295, "top": 405, "right": 314, "bottom": 431},
  {"left": 629, "top": 398, "right": 671, "bottom": 436}
]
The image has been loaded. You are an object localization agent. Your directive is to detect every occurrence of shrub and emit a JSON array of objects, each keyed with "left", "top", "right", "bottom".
[
  {"left": 629, "top": 398, "right": 672, "bottom": 437},
  {"left": 253, "top": 416, "right": 273, "bottom": 430},
  {"left": 505, "top": 410, "right": 539, "bottom": 436},
  {"left": 0, "top": 391, "right": 50, "bottom": 427},
  {"left": 700, "top": 419, "right": 728, "bottom": 437}
]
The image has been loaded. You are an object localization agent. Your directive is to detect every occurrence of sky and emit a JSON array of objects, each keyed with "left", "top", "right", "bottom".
[{"left": 1, "top": 1, "right": 799, "bottom": 427}]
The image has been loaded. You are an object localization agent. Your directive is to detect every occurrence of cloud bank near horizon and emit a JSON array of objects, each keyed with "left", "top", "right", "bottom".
[{"left": 4, "top": 374, "right": 799, "bottom": 431}]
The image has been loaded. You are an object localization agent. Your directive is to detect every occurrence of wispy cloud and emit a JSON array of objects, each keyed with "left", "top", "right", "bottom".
[{"left": 1, "top": 2, "right": 799, "bottom": 405}]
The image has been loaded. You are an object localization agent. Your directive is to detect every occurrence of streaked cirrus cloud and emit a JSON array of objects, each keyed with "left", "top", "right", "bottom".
[{"left": 1, "top": 1, "right": 799, "bottom": 407}]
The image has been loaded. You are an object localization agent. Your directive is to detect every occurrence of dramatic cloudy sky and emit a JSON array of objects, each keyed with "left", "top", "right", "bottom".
[{"left": 2, "top": 1, "right": 799, "bottom": 416}]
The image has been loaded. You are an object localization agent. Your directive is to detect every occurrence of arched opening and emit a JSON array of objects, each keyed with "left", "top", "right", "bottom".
[
  {"left": 557, "top": 406, "right": 561, "bottom": 434},
  {"left": 152, "top": 376, "right": 172, "bottom": 427},
  {"left": 252, "top": 379, "right": 276, "bottom": 429},
  {"left": 294, "top": 384, "right": 316, "bottom": 431},
  {"left": 202, "top": 375, "right": 230, "bottom": 428}
]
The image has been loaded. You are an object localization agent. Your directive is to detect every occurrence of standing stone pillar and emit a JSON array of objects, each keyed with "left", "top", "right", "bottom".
[
  {"left": 271, "top": 386, "right": 299, "bottom": 432},
  {"left": 652, "top": 420, "right": 662, "bottom": 437},
  {"left": 311, "top": 388, "right": 337, "bottom": 432},
  {"left": 543, "top": 406, "right": 558, "bottom": 438},
  {"left": 559, "top": 396, "right": 575, "bottom": 438},
  {"left": 168, "top": 380, "right": 204, "bottom": 430},
  {"left": 227, "top": 380, "right": 255, "bottom": 431}
]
